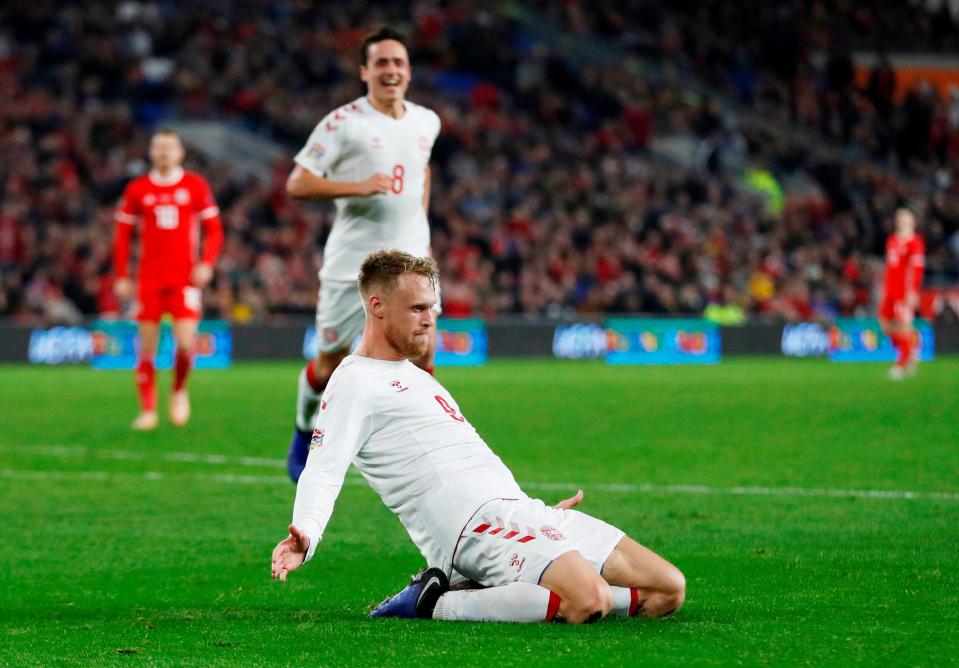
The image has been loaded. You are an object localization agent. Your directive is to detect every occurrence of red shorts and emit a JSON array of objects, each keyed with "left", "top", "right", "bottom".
[
  {"left": 135, "top": 284, "right": 202, "bottom": 322},
  {"left": 878, "top": 296, "right": 913, "bottom": 324}
]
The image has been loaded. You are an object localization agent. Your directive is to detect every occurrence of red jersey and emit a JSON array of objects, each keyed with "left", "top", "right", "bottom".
[
  {"left": 113, "top": 168, "right": 223, "bottom": 289},
  {"left": 882, "top": 233, "right": 925, "bottom": 300}
]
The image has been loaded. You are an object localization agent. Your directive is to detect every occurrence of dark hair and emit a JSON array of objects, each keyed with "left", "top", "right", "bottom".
[
  {"left": 359, "top": 26, "right": 409, "bottom": 65},
  {"left": 358, "top": 250, "right": 438, "bottom": 298}
]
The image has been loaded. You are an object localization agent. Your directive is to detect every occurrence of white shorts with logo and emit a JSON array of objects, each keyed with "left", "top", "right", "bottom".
[
  {"left": 451, "top": 497, "right": 625, "bottom": 587},
  {"left": 315, "top": 280, "right": 365, "bottom": 354},
  {"left": 315, "top": 278, "right": 442, "bottom": 355}
]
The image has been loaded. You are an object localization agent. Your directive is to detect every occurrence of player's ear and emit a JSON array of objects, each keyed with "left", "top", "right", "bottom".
[{"left": 368, "top": 294, "right": 384, "bottom": 319}]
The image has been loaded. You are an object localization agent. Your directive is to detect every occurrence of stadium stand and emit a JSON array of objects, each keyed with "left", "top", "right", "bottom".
[{"left": 1, "top": 0, "right": 957, "bottom": 324}]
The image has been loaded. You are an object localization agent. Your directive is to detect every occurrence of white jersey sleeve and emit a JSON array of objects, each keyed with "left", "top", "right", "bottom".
[
  {"left": 291, "top": 364, "right": 372, "bottom": 562},
  {"left": 293, "top": 107, "right": 356, "bottom": 178}
]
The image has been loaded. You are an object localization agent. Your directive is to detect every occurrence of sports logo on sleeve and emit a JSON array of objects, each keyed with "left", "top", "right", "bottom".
[{"left": 310, "top": 429, "right": 325, "bottom": 449}]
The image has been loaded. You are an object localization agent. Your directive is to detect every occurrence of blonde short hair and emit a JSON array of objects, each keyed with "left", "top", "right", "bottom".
[{"left": 358, "top": 250, "right": 438, "bottom": 299}]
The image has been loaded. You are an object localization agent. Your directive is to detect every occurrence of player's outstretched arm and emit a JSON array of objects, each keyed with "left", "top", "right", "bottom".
[
  {"left": 286, "top": 165, "right": 391, "bottom": 200},
  {"left": 271, "top": 524, "right": 311, "bottom": 583}
]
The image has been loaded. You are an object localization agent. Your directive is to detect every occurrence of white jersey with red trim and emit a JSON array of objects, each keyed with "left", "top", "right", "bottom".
[
  {"left": 292, "top": 354, "right": 524, "bottom": 572},
  {"left": 294, "top": 96, "right": 440, "bottom": 282}
]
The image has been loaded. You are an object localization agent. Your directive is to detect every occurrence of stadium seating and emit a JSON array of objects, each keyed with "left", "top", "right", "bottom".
[{"left": 1, "top": 1, "right": 957, "bottom": 324}]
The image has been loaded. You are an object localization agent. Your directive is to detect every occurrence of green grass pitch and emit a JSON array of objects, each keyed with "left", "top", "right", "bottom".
[{"left": 1, "top": 357, "right": 957, "bottom": 666}]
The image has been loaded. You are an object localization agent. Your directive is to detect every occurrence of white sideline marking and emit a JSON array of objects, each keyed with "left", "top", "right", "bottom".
[
  {"left": 1, "top": 462, "right": 957, "bottom": 503},
  {"left": 0, "top": 469, "right": 291, "bottom": 485},
  {"left": 0, "top": 445, "right": 284, "bottom": 469}
]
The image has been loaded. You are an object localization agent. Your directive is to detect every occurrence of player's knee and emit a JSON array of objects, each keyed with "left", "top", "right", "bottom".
[
  {"left": 564, "top": 582, "right": 613, "bottom": 624},
  {"left": 647, "top": 568, "right": 686, "bottom": 617}
]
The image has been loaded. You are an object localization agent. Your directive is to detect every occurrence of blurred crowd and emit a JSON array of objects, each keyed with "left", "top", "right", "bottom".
[
  {"left": 2, "top": 0, "right": 958, "bottom": 325},
  {"left": 548, "top": 0, "right": 959, "bottom": 175}
]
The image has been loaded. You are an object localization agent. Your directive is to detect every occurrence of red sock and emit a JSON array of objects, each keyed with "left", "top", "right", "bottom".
[
  {"left": 135, "top": 358, "right": 156, "bottom": 412},
  {"left": 305, "top": 361, "right": 324, "bottom": 392},
  {"left": 903, "top": 331, "right": 916, "bottom": 365},
  {"left": 173, "top": 348, "right": 192, "bottom": 392},
  {"left": 628, "top": 587, "right": 642, "bottom": 617},
  {"left": 545, "top": 591, "right": 562, "bottom": 622},
  {"left": 892, "top": 332, "right": 911, "bottom": 368}
]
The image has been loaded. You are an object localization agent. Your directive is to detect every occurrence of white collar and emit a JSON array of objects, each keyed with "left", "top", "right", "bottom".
[
  {"left": 363, "top": 95, "right": 407, "bottom": 120},
  {"left": 148, "top": 167, "right": 185, "bottom": 186}
]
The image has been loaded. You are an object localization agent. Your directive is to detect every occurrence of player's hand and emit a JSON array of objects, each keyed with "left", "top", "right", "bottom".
[
  {"left": 114, "top": 278, "right": 133, "bottom": 300},
  {"left": 554, "top": 489, "right": 584, "bottom": 510},
  {"left": 358, "top": 173, "right": 392, "bottom": 196},
  {"left": 905, "top": 291, "right": 919, "bottom": 310},
  {"left": 191, "top": 262, "right": 214, "bottom": 288},
  {"left": 271, "top": 524, "right": 310, "bottom": 583}
]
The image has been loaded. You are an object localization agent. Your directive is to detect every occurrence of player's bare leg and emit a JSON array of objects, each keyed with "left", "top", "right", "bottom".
[
  {"left": 538, "top": 550, "right": 614, "bottom": 624},
  {"left": 133, "top": 322, "right": 160, "bottom": 430},
  {"left": 170, "top": 318, "right": 199, "bottom": 426},
  {"left": 288, "top": 348, "right": 350, "bottom": 481},
  {"left": 601, "top": 536, "right": 686, "bottom": 617}
]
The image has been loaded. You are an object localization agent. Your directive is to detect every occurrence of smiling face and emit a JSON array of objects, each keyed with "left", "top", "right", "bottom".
[
  {"left": 360, "top": 39, "right": 411, "bottom": 108},
  {"left": 376, "top": 272, "right": 436, "bottom": 360}
]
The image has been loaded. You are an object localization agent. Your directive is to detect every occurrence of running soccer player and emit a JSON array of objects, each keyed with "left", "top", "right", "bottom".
[
  {"left": 284, "top": 26, "right": 441, "bottom": 482},
  {"left": 272, "top": 251, "right": 686, "bottom": 624},
  {"left": 878, "top": 207, "right": 925, "bottom": 380},
  {"left": 113, "top": 129, "right": 223, "bottom": 429}
]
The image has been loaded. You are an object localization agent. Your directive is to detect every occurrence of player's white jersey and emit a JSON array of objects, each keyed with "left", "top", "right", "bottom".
[
  {"left": 292, "top": 355, "right": 524, "bottom": 572},
  {"left": 294, "top": 96, "right": 441, "bottom": 282}
]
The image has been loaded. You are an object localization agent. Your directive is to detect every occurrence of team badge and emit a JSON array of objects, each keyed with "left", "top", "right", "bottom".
[
  {"left": 418, "top": 136, "right": 430, "bottom": 152},
  {"left": 174, "top": 187, "right": 190, "bottom": 205},
  {"left": 540, "top": 525, "right": 565, "bottom": 541},
  {"left": 144, "top": 194, "right": 156, "bottom": 206},
  {"left": 509, "top": 553, "right": 526, "bottom": 573},
  {"left": 371, "top": 137, "right": 382, "bottom": 149},
  {"left": 307, "top": 143, "right": 326, "bottom": 159},
  {"left": 323, "top": 327, "right": 339, "bottom": 344},
  {"left": 309, "top": 429, "right": 324, "bottom": 449}
]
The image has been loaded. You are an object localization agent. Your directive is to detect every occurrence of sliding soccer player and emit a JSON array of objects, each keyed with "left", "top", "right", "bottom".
[{"left": 272, "top": 251, "right": 685, "bottom": 624}]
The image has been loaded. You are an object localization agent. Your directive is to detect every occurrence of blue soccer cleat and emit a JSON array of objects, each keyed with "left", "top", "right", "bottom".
[
  {"left": 369, "top": 568, "right": 449, "bottom": 619},
  {"left": 286, "top": 427, "right": 311, "bottom": 483}
]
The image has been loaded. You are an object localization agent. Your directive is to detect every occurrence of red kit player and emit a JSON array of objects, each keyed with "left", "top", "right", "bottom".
[
  {"left": 878, "top": 208, "right": 925, "bottom": 380},
  {"left": 113, "top": 130, "right": 223, "bottom": 429}
]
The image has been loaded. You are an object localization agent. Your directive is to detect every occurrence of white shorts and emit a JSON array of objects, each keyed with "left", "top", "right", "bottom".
[
  {"left": 315, "top": 280, "right": 365, "bottom": 354},
  {"left": 314, "top": 278, "right": 442, "bottom": 355},
  {"left": 451, "top": 497, "right": 625, "bottom": 587}
]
